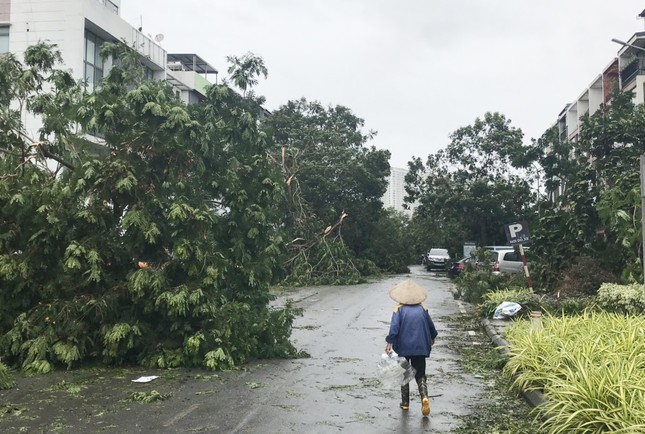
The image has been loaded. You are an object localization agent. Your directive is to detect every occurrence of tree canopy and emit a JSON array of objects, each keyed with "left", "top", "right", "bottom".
[
  {"left": 0, "top": 43, "right": 299, "bottom": 383},
  {"left": 405, "top": 112, "right": 535, "bottom": 257},
  {"left": 263, "top": 98, "right": 402, "bottom": 282}
]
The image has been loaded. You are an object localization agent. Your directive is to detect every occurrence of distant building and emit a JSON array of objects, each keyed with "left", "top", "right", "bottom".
[
  {"left": 1, "top": 0, "right": 217, "bottom": 137},
  {"left": 383, "top": 167, "right": 417, "bottom": 216}
]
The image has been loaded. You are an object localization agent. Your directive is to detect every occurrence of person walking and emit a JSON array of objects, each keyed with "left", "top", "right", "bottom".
[{"left": 385, "top": 279, "right": 438, "bottom": 416}]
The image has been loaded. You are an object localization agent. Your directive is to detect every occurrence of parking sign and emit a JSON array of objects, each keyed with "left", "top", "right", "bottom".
[{"left": 504, "top": 221, "right": 531, "bottom": 245}]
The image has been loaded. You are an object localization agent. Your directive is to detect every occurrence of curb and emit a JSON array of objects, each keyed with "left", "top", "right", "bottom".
[{"left": 480, "top": 318, "right": 546, "bottom": 409}]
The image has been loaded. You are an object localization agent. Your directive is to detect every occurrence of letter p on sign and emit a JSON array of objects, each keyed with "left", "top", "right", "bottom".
[
  {"left": 504, "top": 221, "right": 531, "bottom": 245},
  {"left": 508, "top": 223, "right": 523, "bottom": 238}
]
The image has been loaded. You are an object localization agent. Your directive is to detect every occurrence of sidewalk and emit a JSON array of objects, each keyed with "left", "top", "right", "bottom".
[{"left": 481, "top": 317, "right": 546, "bottom": 409}]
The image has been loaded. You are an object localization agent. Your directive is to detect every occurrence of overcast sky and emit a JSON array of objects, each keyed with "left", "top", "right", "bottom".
[{"left": 121, "top": 1, "right": 645, "bottom": 168}]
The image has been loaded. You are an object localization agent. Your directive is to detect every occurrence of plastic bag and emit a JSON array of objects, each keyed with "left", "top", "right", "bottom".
[
  {"left": 376, "top": 351, "right": 417, "bottom": 388},
  {"left": 493, "top": 301, "right": 522, "bottom": 319}
]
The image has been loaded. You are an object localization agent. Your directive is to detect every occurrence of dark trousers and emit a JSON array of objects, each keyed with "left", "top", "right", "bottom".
[{"left": 405, "top": 356, "right": 426, "bottom": 380}]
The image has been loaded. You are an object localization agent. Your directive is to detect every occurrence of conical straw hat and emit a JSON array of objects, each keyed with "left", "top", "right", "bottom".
[{"left": 389, "top": 279, "right": 427, "bottom": 305}]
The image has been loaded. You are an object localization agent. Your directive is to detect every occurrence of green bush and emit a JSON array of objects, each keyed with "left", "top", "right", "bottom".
[
  {"left": 480, "top": 287, "right": 542, "bottom": 318},
  {"left": 539, "top": 294, "right": 597, "bottom": 316},
  {"left": 554, "top": 256, "right": 619, "bottom": 296},
  {"left": 456, "top": 269, "right": 526, "bottom": 304},
  {"left": 596, "top": 283, "right": 645, "bottom": 315}
]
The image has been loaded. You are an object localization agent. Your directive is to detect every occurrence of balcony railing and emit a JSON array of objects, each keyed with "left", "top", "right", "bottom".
[{"left": 620, "top": 57, "right": 645, "bottom": 87}]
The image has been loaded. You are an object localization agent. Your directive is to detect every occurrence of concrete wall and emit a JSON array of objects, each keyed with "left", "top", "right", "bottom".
[
  {"left": 10, "top": 0, "right": 166, "bottom": 138},
  {"left": 10, "top": 0, "right": 165, "bottom": 77}
]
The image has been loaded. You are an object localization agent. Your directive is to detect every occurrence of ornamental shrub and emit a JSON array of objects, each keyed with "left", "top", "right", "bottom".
[{"left": 596, "top": 283, "right": 645, "bottom": 315}]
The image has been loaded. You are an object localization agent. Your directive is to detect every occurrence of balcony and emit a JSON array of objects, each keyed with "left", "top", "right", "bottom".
[
  {"left": 166, "top": 54, "right": 218, "bottom": 97},
  {"left": 620, "top": 57, "right": 645, "bottom": 88}
]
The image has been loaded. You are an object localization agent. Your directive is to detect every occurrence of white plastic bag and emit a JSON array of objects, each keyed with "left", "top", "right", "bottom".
[
  {"left": 376, "top": 351, "right": 416, "bottom": 389},
  {"left": 493, "top": 301, "right": 522, "bottom": 319}
]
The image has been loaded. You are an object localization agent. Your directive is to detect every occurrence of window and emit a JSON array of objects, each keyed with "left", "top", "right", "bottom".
[
  {"left": 105, "top": 1, "right": 119, "bottom": 14},
  {"left": 97, "top": 0, "right": 118, "bottom": 14},
  {"left": 0, "top": 26, "right": 9, "bottom": 54},
  {"left": 503, "top": 251, "right": 521, "bottom": 262},
  {"left": 84, "top": 31, "right": 104, "bottom": 92},
  {"left": 144, "top": 65, "right": 154, "bottom": 81}
]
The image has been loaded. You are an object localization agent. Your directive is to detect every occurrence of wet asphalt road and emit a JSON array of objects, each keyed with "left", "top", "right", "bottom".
[
  {"left": 197, "top": 265, "right": 487, "bottom": 433},
  {"left": 0, "top": 266, "right": 488, "bottom": 433}
]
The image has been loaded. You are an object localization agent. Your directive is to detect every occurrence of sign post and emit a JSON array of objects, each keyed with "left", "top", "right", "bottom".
[{"left": 504, "top": 221, "right": 533, "bottom": 291}]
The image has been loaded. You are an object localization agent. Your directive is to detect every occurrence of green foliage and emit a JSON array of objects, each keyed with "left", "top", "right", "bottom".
[
  {"left": 596, "top": 171, "right": 643, "bottom": 282},
  {"left": 359, "top": 209, "right": 413, "bottom": 273},
  {"left": 0, "top": 43, "right": 300, "bottom": 380},
  {"left": 529, "top": 207, "right": 588, "bottom": 291},
  {"left": 282, "top": 238, "right": 366, "bottom": 286},
  {"left": 456, "top": 269, "right": 526, "bottom": 304},
  {"left": 264, "top": 98, "right": 392, "bottom": 283},
  {"left": 0, "top": 361, "right": 14, "bottom": 390},
  {"left": 128, "top": 390, "right": 170, "bottom": 403},
  {"left": 596, "top": 283, "right": 645, "bottom": 315},
  {"left": 531, "top": 90, "right": 645, "bottom": 289},
  {"left": 479, "top": 287, "right": 541, "bottom": 318},
  {"left": 504, "top": 313, "right": 645, "bottom": 434},
  {"left": 406, "top": 112, "right": 536, "bottom": 253},
  {"left": 454, "top": 250, "right": 528, "bottom": 303},
  {"left": 553, "top": 256, "right": 619, "bottom": 296}
]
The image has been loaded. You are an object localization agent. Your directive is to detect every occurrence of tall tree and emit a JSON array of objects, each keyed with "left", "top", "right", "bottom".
[
  {"left": 263, "top": 98, "right": 392, "bottom": 282},
  {"left": 406, "top": 112, "right": 535, "bottom": 256}
]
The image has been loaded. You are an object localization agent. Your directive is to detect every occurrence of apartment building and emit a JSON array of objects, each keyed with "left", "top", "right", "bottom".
[
  {"left": 0, "top": 0, "right": 216, "bottom": 135},
  {"left": 556, "top": 60, "right": 619, "bottom": 145},
  {"left": 548, "top": 24, "right": 645, "bottom": 203},
  {"left": 383, "top": 167, "right": 417, "bottom": 216}
]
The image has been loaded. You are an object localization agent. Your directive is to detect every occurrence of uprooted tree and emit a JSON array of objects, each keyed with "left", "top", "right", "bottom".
[{"left": 0, "top": 43, "right": 301, "bottom": 388}]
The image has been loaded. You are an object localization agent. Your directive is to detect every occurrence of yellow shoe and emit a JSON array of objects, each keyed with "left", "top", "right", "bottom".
[{"left": 421, "top": 397, "right": 430, "bottom": 416}]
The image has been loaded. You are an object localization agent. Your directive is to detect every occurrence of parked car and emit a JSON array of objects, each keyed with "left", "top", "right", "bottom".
[
  {"left": 426, "top": 248, "right": 450, "bottom": 271},
  {"left": 448, "top": 257, "right": 471, "bottom": 278},
  {"left": 484, "top": 247, "right": 527, "bottom": 274}
]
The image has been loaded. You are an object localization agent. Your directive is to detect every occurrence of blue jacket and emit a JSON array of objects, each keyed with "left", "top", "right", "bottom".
[{"left": 386, "top": 304, "right": 438, "bottom": 357}]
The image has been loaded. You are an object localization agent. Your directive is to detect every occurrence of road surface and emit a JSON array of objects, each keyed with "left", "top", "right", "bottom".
[{"left": 0, "top": 266, "right": 488, "bottom": 433}]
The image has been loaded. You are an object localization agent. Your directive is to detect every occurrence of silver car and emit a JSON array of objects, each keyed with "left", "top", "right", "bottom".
[{"left": 426, "top": 248, "right": 450, "bottom": 271}]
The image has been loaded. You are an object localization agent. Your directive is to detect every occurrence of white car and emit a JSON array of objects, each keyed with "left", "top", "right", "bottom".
[{"left": 426, "top": 248, "right": 450, "bottom": 271}]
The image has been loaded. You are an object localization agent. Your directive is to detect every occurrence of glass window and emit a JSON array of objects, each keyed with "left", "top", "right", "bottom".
[
  {"left": 0, "top": 26, "right": 9, "bottom": 54},
  {"left": 84, "top": 30, "right": 104, "bottom": 92},
  {"left": 504, "top": 251, "right": 521, "bottom": 261},
  {"left": 106, "top": 1, "right": 119, "bottom": 14}
]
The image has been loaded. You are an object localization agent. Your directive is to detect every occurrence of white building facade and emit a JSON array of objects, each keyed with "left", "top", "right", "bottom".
[
  {"left": 382, "top": 167, "right": 417, "bottom": 216},
  {"left": 0, "top": 0, "right": 216, "bottom": 136}
]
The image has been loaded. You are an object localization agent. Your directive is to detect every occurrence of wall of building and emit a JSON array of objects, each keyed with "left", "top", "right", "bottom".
[{"left": 383, "top": 167, "right": 417, "bottom": 216}]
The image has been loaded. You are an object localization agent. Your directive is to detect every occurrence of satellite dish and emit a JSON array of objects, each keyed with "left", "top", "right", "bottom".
[{"left": 155, "top": 34, "right": 165, "bottom": 43}]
